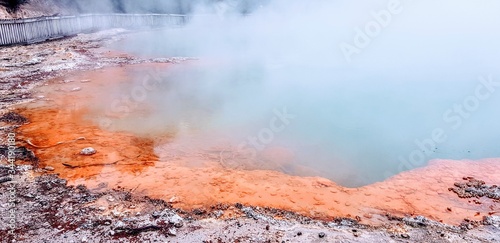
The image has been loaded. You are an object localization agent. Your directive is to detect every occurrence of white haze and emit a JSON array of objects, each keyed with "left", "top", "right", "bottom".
[{"left": 106, "top": 0, "right": 500, "bottom": 187}]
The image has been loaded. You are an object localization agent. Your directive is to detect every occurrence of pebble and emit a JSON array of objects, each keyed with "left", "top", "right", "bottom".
[
  {"left": 318, "top": 232, "right": 326, "bottom": 238},
  {"left": 44, "top": 166, "right": 55, "bottom": 171},
  {"left": 17, "top": 165, "right": 33, "bottom": 171},
  {"left": 114, "top": 221, "right": 126, "bottom": 228},
  {"left": 168, "top": 227, "right": 177, "bottom": 236},
  {"left": 401, "top": 233, "right": 410, "bottom": 239},
  {"left": 80, "top": 147, "right": 97, "bottom": 155},
  {"left": 169, "top": 214, "right": 184, "bottom": 228},
  {"left": 214, "top": 210, "right": 223, "bottom": 218},
  {"left": 152, "top": 211, "right": 161, "bottom": 218}
]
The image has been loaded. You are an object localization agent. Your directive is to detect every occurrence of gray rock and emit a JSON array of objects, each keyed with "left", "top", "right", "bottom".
[
  {"left": 151, "top": 211, "right": 162, "bottom": 218},
  {"left": 0, "top": 177, "right": 12, "bottom": 184},
  {"left": 341, "top": 219, "right": 357, "bottom": 226},
  {"left": 483, "top": 216, "right": 500, "bottom": 227},
  {"left": 168, "top": 214, "right": 184, "bottom": 228},
  {"left": 214, "top": 210, "right": 223, "bottom": 218},
  {"left": 403, "top": 215, "right": 429, "bottom": 227},
  {"left": 80, "top": 147, "right": 96, "bottom": 155},
  {"left": 153, "top": 210, "right": 185, "bottom": 228},
  {"left": 114, "top": 221, "right": 126, "bottom": 229},
  {"left": 168, "top": 227, "right": 177, "bottom": 236},
  {"left": 17, "top": 165, "right": 33, "bottom": 171},
  {"left": 241, "top": 207, "right": 268, "bottom": 221}
]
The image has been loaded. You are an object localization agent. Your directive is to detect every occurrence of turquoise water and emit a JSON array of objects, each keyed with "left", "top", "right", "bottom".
[
  {"left": 97, "top": 60, "right": 500, "bottom": 186},
  {"left": 108, "top": 1, "right": 500, "bottom": 186}
]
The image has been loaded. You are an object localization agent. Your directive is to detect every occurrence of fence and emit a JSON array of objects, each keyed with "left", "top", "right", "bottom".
[{"left": 0, "top": 14, "right": 187, "bottom": 46}]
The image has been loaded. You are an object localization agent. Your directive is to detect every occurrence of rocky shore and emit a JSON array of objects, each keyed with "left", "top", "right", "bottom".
[{"left": 0, "top": 170, "right": 498, "bottom": 242}]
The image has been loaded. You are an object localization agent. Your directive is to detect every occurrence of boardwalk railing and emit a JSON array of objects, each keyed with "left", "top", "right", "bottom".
[{"left": 0, "top": 14, "right": 187, "bottom": 46}]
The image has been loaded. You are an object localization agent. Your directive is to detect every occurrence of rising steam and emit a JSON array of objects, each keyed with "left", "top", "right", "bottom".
[{"left": 101, "top": 0, "right": 500, "bottom": 187}]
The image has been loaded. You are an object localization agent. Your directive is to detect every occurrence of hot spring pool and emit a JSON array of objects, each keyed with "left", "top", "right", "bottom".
[
  {"left": 88, "top": 59, "right": 500, "bottom": 187},
  {"left": 101, "top": 5, "right": 500, "bottom": 186}
]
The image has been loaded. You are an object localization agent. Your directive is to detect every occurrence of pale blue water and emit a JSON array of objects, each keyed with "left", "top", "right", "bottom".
[{"left": 108, "top": 2, "right": 500, "bottom": 186}]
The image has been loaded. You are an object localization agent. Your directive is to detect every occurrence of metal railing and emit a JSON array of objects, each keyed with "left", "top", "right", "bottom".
[{"left": 0, "top": 14, "right": 187, "bottom": 46}]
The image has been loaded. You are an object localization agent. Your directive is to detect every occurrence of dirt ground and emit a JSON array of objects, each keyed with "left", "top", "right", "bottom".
[{"left": 0, "top": 29, "right": 499, "bottom": 242}]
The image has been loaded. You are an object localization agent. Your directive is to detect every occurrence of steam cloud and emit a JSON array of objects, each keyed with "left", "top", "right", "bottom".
[
  {"left": 103, "top": 0, "right": 500, "bottom": 187},
  {"left": 9, "top": 0, "right": 269, "bottom": 15}
]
